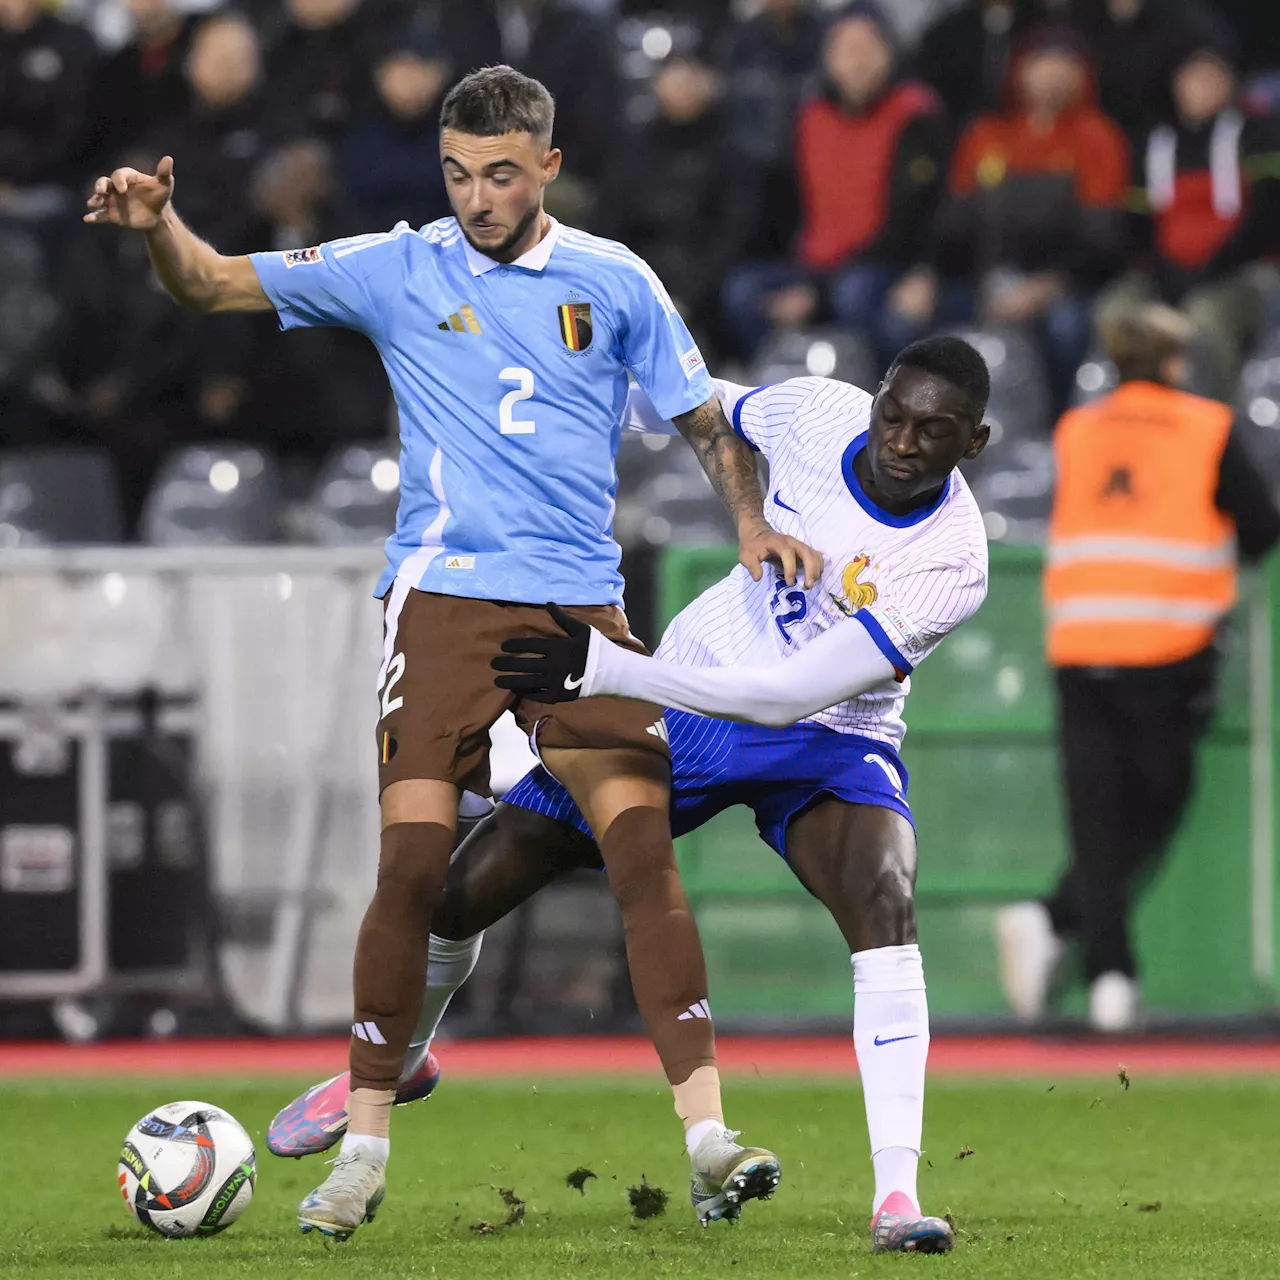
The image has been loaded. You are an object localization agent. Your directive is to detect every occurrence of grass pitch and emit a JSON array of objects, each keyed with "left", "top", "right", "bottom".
[{"left": 1, "top": 1073, "right": 1277, "bottom": 1279}]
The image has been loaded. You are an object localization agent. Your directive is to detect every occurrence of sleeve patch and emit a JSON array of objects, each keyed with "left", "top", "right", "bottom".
[
  {"left": 880, "top": 602, "right": 927, "bottom": 658},
  {"left": 283, "top": 246, "right": 322, "bottom": 267},
  {"left": 680, "top": 345, "right": 706, "bottom": 381}
]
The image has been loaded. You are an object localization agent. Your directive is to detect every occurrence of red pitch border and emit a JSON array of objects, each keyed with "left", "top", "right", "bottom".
[{"left": 3, "top": 1035, "right": 1280, "bottom": 1080}]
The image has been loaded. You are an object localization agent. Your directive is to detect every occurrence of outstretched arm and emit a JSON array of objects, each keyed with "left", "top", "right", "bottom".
[
  {"left": 494, "top": 607, "right": 899, "bottom": 728},
  {"left": 84, "top": 156, "right": 270, "bottom": 314},
  {"left": 673, "top": 393, "right": 823, "bottom": 587}
]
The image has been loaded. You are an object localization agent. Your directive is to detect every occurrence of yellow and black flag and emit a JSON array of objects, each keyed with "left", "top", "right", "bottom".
[{"left": 557, "top": 302, "right": 593, "bottom": 352}]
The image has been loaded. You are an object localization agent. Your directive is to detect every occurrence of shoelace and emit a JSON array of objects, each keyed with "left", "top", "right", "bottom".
[{"left": 316, "top": 1152, "right": 376, "bottom": 1197}]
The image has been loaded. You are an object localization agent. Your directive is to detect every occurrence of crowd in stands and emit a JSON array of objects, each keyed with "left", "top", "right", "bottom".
[{"left": 3, "top": 0, "right": 1280, "bottom": 534}]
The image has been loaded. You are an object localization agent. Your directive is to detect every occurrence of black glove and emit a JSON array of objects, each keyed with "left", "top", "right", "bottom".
[{"left": 492, "top": 603, "right": 591, "bottom": 701}]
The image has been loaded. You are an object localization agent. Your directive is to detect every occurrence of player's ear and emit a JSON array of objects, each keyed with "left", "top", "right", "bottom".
[
  {"left": 542, "top": 145, "right": 562, "bottom": 185},
  {"left": 965, "top": 420, "right": 991, "bottom": 461}
]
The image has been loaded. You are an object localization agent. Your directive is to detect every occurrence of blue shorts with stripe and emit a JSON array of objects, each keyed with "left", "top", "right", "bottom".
[{"left": 504, "top": 709, "right": 912, "bottom": 857}]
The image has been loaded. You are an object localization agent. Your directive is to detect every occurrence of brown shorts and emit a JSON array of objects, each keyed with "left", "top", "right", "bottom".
[{"left": 374, "top": 587, "right": 670, "bottom": 796}]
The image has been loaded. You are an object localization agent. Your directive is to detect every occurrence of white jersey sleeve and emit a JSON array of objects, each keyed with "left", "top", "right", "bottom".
[
  {"left": 855, "top": 557, "right": 988, "bottom": 676},
  {"left": 717, "top": 377, "right": 836, "bottom": 458}
]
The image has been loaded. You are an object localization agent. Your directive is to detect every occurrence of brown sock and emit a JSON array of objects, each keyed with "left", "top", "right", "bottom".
[
  {"left": 600, "top": 805, "right": 716, "bottom": 1086},
  {"left": 349, "top": 821, "right": 453, "bottom": 1092}
]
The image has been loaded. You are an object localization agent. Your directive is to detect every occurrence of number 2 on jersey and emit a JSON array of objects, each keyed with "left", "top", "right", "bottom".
[
  {"left": 498, "top": 367, "right": 535, "bottom": 435},
  {"left": 769, "top": 575, "right": 809, "bottom": 645}
]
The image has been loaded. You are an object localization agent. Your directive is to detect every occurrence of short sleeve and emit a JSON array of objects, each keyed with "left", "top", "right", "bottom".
[
  {"left": 615, "top": 256, "right": 714, "bottom": 420},
  {"left": 718, "top": 377, "right": 831, "bottom": 459},
  {"left": 854, "top": 558, "right": 987, "bottom": 676},
  {"left": 249, "top": 226, "right": 411, "bottom": 338}
]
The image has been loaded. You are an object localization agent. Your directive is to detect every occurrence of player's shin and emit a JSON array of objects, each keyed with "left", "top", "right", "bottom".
[
  {"left": 851, "top": 944, "right": 930, "bottom": 1215},
  {"left": 599, "top": 806, "right": 723, "bottom": 1148},
  {"left": 346, "top": 820, "right": 454, "bottom": 1156}
]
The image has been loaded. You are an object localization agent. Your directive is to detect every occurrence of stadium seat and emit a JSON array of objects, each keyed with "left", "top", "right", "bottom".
[
  {"left": 749, "top": 327, "right": 879, "bottom": 392},
  {"left": 1236, "top": 341, "right": 1280, "bottom": 490},
  {"left": 944, "top": 325, "right": 1053, "bottom": 440},
  {"left": 141, "top": 446, "right": 281, "bottom": 546},
  {"left": 968, "top": 439, "right": 1055, "bottom": 545},
  {"left": 308, "top": 445, "right": 400, "bottom": 545},
  {"left": 617, "top": 464, "right": 734, "bottom": 550},
  {"left": 0, "top": 448, "right": 124, "bottom": 546}
]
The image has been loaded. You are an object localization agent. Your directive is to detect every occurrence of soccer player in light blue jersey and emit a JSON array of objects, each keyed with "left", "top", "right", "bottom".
[{"left": 86, "top": 64, "right": 818, "bottom": 1239}]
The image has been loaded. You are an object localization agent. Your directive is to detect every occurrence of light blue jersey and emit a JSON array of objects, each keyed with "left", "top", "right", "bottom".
[{"left": 250, "top": 217, "right": 713, "bottom": 603}]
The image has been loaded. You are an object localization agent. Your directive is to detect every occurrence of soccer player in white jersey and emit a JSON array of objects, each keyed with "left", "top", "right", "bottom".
[
  {"left": 270, "top": 337, "right": 992, "bottom": 1253},
  {"left": 84, "top": 66, "right": 819, "bottom": 1237}
]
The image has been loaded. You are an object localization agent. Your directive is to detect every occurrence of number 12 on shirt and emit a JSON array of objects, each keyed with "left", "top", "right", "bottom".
[{"left": 499, "top": 367, "right": 535, "bottom": 435}]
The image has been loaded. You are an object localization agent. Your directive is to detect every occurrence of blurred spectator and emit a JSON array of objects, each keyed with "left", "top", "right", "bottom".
[
  {"left": 0, "top": 0, "right": 95, "bottom": 213},
  {"left": 998, "top": 302, "right": 1280, "bottom": 1031},
  {"left": 720, "top": 3, "right": 946, "bottom": 361},
  {"left": 261, "top": 0, "right": 399, "bottom": 145},
  {"left": 80, "top": 0, "right": 194, "bottom": 171},
  {"left": 342, "top": 28, "right": 451, "bottom": 232},
  {"left": 899, "top": 27, "right": 1129, "bottom": 406},
  {"left": 439, "top": 1, "right": 621, "bottom": 199},
  {"left": 915, "top": 0, "right": 1027, "bottom": 128},
  {"left": 597, "top": 49, "right": 747, "bottom": 351},
  {"left": 142, "top": 12, "right": 282, "bottom": 253},
  {"left": 1098, "top": 34, "right": 1280, "bottom": 398},
  {"left": 47, "top": 147, "right": 252, "bottom": 528},
  {"left": 243, "top": 141, "right": 390, "bottom": 459},
  {"left": 721, "top": 0, "right": 822, "bottom": 173},
  {"left": 1075, "top": 0, "right": 1222, "bottom": 145}
]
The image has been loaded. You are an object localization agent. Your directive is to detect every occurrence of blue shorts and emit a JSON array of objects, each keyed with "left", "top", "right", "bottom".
[{"left": 504, "top": 709, "right": 912, "bottom": 858}]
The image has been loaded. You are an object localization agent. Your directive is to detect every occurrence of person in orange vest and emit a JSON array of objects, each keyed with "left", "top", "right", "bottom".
[{"left": 997, "top": 302, "right": 1280, "bottom": 1031}]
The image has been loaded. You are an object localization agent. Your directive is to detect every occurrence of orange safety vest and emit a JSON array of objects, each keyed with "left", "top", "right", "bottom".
[{"left": 1045, "top": 381, "right": 1237, "bottom": 667}]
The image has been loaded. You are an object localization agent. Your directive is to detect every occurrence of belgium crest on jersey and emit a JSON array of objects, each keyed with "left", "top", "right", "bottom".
[{"left": 557, "top": 301, "right": 593, "bottom": 352}]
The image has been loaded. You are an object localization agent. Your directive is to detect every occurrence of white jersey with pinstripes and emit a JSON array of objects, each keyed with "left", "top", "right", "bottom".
[{"left": 655, "top": 376, "right": 989, "bottom": 751}]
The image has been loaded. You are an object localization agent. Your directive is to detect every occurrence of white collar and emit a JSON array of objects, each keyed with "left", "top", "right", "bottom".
[{"left": 462, "top": 216, "right": 562, "bottom": 276}]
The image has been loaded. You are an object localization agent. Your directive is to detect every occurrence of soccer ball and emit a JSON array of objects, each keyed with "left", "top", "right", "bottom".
[{"left": 117, "top": 1100, "right": 256, "bottom": 1237}]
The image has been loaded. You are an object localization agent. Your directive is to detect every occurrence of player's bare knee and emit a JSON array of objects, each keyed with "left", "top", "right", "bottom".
[
  {"left": 377, "top": 822, "right": 451, "bottom": 912},
  {"left": 858, "top": 866, "right": 917, "bottom": 944}
]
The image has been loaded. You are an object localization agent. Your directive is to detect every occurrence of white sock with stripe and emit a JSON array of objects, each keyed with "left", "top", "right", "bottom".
[
  {"left": 852, "top": 944, "right": 930, "bottom": 1216},
  {"left": 398, "top": 932, "right": 484, "bottom": 1082}
]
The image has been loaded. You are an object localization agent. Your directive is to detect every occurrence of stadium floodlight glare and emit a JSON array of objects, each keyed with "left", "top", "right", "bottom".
[
  {"left": 805, "top": 341, "right": 837, "bottom": 377},
  {"left": 370, "top": 458, "right": 400, "bottom": 493},
  {"left": 641, "top": 25, "right": 673, "bottom": 59},
  {"left": 983, "top": 510, "right": 1008, "bottom": 541},
  {"left": 208, "top": 460, "right": 240, "bottom": 494},
  {"left": 102, "top": 572, "right": 126, "bottom": 607},
  {"left": 1249, "top": 396, "right": 1279, "bottom": 428},
  {"left": 1076, "top": 361, "right": 1108, "bottom": 392}
]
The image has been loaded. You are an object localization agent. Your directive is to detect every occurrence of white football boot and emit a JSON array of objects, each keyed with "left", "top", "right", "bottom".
[
  {"left": 297, "top": 1147, "right": 387, "bottom": 1240},
  {"left": 689, "top": 1128, "right": 781, "bottom": 1225},
  {"left": 1089, "top": 971, "right": 1140, "bottom": 1032}
]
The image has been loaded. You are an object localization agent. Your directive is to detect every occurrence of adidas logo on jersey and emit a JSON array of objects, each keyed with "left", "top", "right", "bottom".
[
  {"left": 678, "top": 999, "right": 712, "bottom": 1021},
  {"left": 646, "top": 719, "right": 669, "bottom": 743},
  {"left": 351, "top": 1020, "right": 387, "bottom": 1045},
  {"left": 437, "top": 304, "right": 483, "bottom": 334}
]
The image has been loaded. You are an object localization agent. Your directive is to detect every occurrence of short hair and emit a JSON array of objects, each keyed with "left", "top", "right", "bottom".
[
  {"left": 887, "top": 336, "right": 991, "bottom": 420},
  {"left": 1098, "top": 302, "right": 1192, "bottom": 383},
  {"left": 440, "top": 65, "right": 555, "bottom": 141}
]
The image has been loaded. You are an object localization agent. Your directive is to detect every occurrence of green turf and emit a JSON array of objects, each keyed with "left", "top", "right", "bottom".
[{"left": 1, "top": 1073, "right": 1277, "bottom": 1278}]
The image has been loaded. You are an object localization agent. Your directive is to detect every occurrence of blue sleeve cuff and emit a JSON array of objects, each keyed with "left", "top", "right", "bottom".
[
  {"left": 854, "top": 609, "right": 914, "bottom": 676},
  {"left": 730, "top": 384, "right": 769, "bottom": 452}
]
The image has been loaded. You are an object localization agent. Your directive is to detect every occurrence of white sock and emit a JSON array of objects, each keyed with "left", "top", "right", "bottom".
[
  {"left": 397, "top": 932, "right": 484, "bottom": 1084},
  {"left": 339, "top": 1132, "right": 390, "bottom": 1162},
  {"left": 852, "top": 943, "right": 930, "bottom": 1216},
  {"left": 684, "top": 1117, "right": 727, "bottom": 1158}
]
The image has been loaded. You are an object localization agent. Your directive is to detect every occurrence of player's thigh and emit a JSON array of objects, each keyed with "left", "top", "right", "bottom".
[
  {"left": 519, "top": 603, "right": 671, "bottom": 841},
  {"left": 435, "top": 802, "right": 602, "bottom": 939},
  {"left": 540, "top": 746, "right": 670, "bottom": 842},
  {"left": 784, "top": 798, "right": 919, "bottom": 953},
  {"left": 376, "top": 588, "right": 514, "bottom": 809}
]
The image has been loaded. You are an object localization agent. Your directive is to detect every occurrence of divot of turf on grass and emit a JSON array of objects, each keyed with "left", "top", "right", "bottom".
[
  {"left": 628, "top": 1177, "right": 668, "bottom": 1220},
  {"left": 566, "top": 1167, "right": 597, "bottom": 1194}
]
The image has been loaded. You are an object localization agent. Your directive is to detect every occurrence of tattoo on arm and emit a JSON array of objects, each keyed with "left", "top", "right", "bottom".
[{"left": 673, "top": 397, "right": 766, "bottom": 533}]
